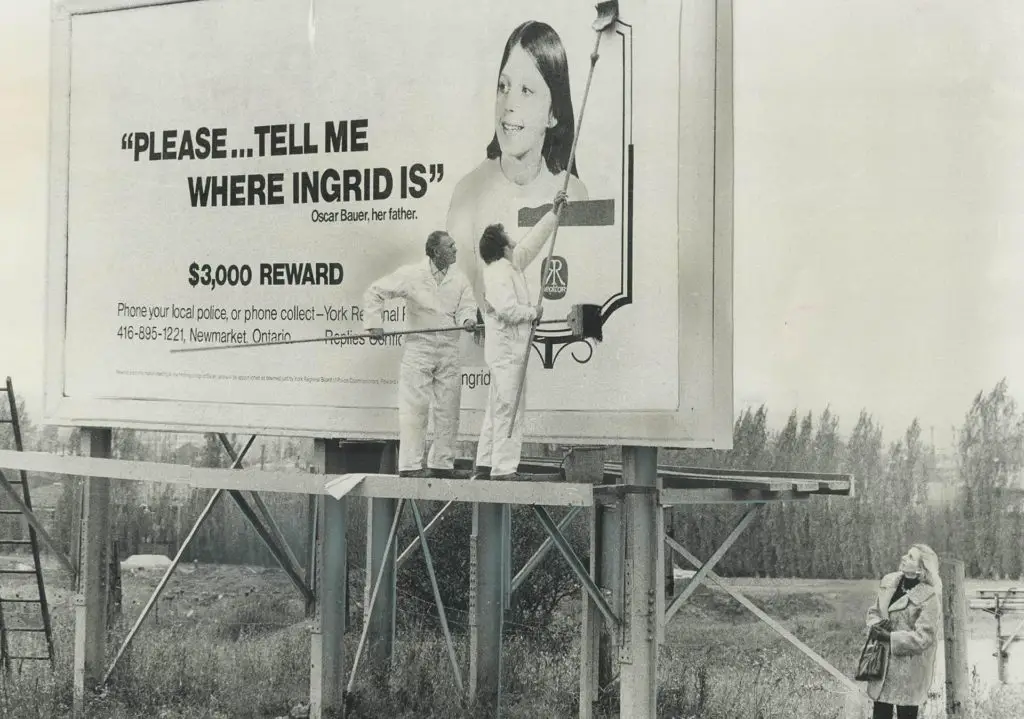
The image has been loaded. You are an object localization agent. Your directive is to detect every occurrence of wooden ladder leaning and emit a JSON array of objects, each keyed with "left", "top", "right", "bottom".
[{"left": 0, "top": 376, "right": 55, "bottom": 673}]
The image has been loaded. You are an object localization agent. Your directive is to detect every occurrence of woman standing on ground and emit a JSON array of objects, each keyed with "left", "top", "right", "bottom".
[{"left": 864, "top": 543, "right": 943, "bottom": 719}]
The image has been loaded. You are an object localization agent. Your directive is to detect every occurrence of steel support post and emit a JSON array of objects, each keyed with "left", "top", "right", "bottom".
[
  {"left": 73, "top": 427, "right": 112, "bottom": 718},
  {"left": 363, "top": 441, "right": 398, "bottom": 680},
  {"left": 310, "top": 439, "right": 348, "bottom": 719},
  {"left": 580, "top": 467, "right": 622, "bottom": 718},
  {"left": 469, "top": 501, "right": 508, "bottom": 713},
  {"left": 617, "top": 446, "right": 660, "bottom": 718}
]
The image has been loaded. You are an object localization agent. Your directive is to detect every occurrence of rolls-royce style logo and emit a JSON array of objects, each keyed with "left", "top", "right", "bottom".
[{"left": 541, "top": 256, "right": 568, "bottom": 300}]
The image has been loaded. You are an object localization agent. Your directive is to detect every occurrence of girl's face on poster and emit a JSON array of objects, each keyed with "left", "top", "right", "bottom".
[{"left": 495, "top": 44, "right": 556, "bottom": 162}]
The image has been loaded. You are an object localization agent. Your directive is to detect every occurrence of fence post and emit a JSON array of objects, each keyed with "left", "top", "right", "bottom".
[{"left": 940, "top": 558, "right": 969, "bottom": 717}]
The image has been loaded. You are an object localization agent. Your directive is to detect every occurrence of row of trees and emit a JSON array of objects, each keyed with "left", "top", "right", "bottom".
[
  {"left": 666, "top": 379, "right": 1024, "bottom": 580},
  {"left": 3, "top": 380, "right": 1024, "bottom": 583}
]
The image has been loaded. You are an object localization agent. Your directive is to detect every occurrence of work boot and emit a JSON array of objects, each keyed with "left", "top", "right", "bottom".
[
  {"left": 398, "top": 469, "right": 430, "bottom": 478},
  {"left": 471, "top": 465, "right": 491, "bottom": 480},
  {"left": 427, "top": 468, "right": 456, "bottom": 479}
]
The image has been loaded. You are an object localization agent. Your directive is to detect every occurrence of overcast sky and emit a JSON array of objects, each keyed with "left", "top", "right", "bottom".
[{"left": 2, "top": 0, "right": 1022, "bottom": 450}]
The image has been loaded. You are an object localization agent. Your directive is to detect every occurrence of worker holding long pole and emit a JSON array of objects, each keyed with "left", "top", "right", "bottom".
[{"left": 473, "top": 191, "right": 567, "bottom": 481}]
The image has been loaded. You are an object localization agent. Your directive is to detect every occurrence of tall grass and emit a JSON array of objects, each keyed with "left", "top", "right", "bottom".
[{"left": 1, "top": 568, "right": 1022, "bottom": 718}]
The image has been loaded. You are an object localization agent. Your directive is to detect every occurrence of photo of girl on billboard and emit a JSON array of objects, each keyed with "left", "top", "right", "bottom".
[{"left": 446, "top": 20, "right": 590, "bottom": 308}]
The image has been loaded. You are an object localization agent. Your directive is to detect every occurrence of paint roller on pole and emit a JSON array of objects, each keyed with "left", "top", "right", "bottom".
[
  {"left": 168, "top": 316, "right": 586, "bottom": 354},
  {"left": 506, "top": 0, "right": 619, "bottom": 437}
]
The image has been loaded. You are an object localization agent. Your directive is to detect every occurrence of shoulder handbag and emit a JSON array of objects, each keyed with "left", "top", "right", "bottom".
[{"left": 855, "top": 634, "right": 887, "bottom": 681}]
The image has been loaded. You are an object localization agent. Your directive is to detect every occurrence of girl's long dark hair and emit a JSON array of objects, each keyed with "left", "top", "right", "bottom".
[{"left": 486, "top": 21, "right": 579, "bottom": 178}]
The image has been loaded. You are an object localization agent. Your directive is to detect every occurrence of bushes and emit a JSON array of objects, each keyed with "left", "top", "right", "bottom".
[{"left": 395, "top": 501, "right": 588, "bottom": 630}]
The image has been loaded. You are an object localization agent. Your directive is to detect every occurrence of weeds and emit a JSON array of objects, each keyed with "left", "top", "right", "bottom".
[{"left": 0, "top": 567, "right": 1022, "bottom": 718}]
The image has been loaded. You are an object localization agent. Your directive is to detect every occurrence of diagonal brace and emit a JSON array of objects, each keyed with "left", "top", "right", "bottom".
[
  {"left": 531, "top": 505, "right": 618, "bottom": 632},
  {"left": 228, "top": 489, "right": 312, "bottom": 606},
  {"left": 348, "top": 498, "right": 406, "bottom": 694},
  {"left": 100, "top": 487, "right": 225, "bottom": 688},
  {"left": 409, "top": 499, "right": 464, "bottom": 694},
  {"left": 0, "top": 469, "right": 77, "bottom": 581},
  {"left": 397, "top": 499, "right": 454, "bottom": 570},
  {"left": 511, "top": 506, "right": 581, "bottom": 594},
  {"left": 1001, "top": 615, "right": 1024, "bottom": 654},
  {"left": 217, "top": 434, "right": 306, "bottom": 580},
  {"left": 97, "top": 434, "right": 260, "bottom": 689},
  {"left": 665, "top": 504, "right": 760, "bottom": 623},
  {"left": 396, "top": 473, "right": 486, "bottom": 571},
  {"left": 665, "top": 534, "right": 861, "bottom": 694}
]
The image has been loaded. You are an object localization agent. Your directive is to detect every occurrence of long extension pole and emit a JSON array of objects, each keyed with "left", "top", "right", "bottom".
[{"left": 506, "top": 5, "right": 618, "bottom": 436}]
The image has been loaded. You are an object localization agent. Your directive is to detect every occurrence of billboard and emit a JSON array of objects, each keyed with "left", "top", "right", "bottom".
[{"left": 45, "top": 0, "right": 733, "bottom": 448}]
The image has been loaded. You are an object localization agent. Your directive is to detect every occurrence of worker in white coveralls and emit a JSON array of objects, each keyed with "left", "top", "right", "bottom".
[
  {"left": 364, "top": 231, "right": 478, "bottom": 478},
  {"left": 473, "top": 190, "right": 568, "bottom": 481}
]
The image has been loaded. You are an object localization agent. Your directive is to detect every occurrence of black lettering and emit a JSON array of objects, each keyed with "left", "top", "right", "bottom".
[
  {"left": 268, "top": 173, "right": 284, "bottom": 205},
  {"left": 133, "top": 131, "right": 149, "bottom": 162},
  {"left": 324, "top": 119, "right": 369, "bottom": 153},
  {"left": 229, "top": 175, "right": 245, "bottom": 206},
  {"left": 322, "top": 169, "right": 341, "bottom": 203},
  {"left": 343, "top": 169, "right": 361, "bottom": 201},
  {"left": 161, "top": 129, "right": 177, "bottom": 158},
  {"left": 352, "top": 119, "right": 368, "bottom": 151},
  {"left": 270, "top": 124, "right": 287, "bottom": 156},
  {"left": 253, "top": 125, "right": 270, "bottom": 157},
  {"left": 147, "top": 131, "right": 162, "bottom": 160},
  {"left": 247, "top": 174, "right": 266, "bottom": 204},
  {"left": 188, "top": 176, "right": 211, "bottom": 207},
  {"left": 303, "top": 122, "right": 318, "bottom": 153},
  {"left": 211, "top": 127, "right": 228, "bottom": 159},
  {"left": 324, "top": 121, "right": 346, "bottom": 153},
  {"left": 408, "top": 163, "right": 428, "bottom": 199},
  {"left": 178, "top": 130, "right": 195, "bottom": 160},
  {"left": 194, "top": 127, "right": 212, "bottom": 159},
  {"left": 373, "top": 168, "right": 392, "bottom": 199}
]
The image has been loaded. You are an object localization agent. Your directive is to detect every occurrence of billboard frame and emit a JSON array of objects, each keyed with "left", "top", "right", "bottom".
[{"left": 44, "top": 0, "right": 733, "bottom": 449}]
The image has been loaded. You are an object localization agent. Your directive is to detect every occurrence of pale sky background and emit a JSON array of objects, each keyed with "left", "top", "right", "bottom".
[{"left": 2, "top": 0, "right": 1022, "bottom": 451}]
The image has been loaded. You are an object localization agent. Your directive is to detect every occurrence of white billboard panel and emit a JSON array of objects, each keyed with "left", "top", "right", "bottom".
[{"left": 45, "top": 0, "right": 733, "bottom": 447}]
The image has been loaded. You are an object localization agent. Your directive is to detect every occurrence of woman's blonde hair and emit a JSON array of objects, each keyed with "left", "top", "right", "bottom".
[
  {"left": 910, "top": 543, "right": 941, "bottom": 591},
  {"left": 909, "top": 543, "right": 945, "bottom": 697}
]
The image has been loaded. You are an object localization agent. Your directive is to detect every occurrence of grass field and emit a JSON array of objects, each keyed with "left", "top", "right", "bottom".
[{"left": 0, "top": 556, "right": 1022, "bottom": 718}]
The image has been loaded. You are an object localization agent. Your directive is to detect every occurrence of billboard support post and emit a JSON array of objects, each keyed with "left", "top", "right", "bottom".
[
  {"left": 579, "top": 457, "right": 622, "bottom": 718},
  {"left": 617, "top": 447, "right": 660, "bottom": 717},
  {"left": 363, "top": 442, "right": 398, "bottom": 683},
  {"left": 309, "top": 438, "right": 349, "bottom": 719},
  {"left": 73, "top": 428, "right": 111, "bottom": 717},
  {"left": 468, "top": 500, "right": 509, "bottom": 712}
]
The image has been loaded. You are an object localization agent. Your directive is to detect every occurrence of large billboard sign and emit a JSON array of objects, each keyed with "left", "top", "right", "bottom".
[{"left": 45, "top": 0, "right": 733, "bottom": 448}]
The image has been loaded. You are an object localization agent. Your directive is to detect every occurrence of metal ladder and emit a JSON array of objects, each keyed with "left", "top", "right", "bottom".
[{"left": 0, "top": 377, "right": 55, "bottom": 672}]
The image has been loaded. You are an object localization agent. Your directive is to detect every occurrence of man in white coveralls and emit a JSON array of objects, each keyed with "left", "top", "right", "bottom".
[
  {"left": 364, "top": 231, "right": 478, "bottom": 478},
  {"left": 473, "top": 190, "right": 567, "bottom": 481}
]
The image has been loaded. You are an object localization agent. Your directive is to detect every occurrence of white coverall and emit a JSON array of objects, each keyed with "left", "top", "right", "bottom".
[
  {"left": 476, "top": 211, "right": 560, "bottom": 476},
  {"left": 364, "top": 257, "right": 477, "bottom": 473}
]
